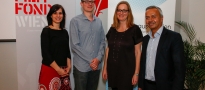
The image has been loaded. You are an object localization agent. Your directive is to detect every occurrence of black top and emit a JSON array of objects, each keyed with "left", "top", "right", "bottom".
[
  {"left": 41, "top": 27, "right": 71, "bottom": 66},
  {"left": 106, "top": 25, "right": 143, "bottom": 90}
]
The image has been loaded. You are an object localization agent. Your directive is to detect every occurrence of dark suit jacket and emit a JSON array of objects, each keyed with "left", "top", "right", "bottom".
[{"left": 138, "top": 27, "right": 185, "bottom": 90}]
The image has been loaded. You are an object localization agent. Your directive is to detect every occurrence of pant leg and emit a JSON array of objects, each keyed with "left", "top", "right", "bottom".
[
  {"left": 144, "top": 79, "right": 157, "bottom": 90},
  {"left": 73, "top": 66, "right": 88, "bottom": 90},
  {"left": 111, "top": 88, "right": 118, "bottom": 90},
  {"left": 86, "top": 69, "right": 100, "bottom": 90}
]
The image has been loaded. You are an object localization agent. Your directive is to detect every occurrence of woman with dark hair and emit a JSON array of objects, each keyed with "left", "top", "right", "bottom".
[
  {"left": 38, "top": 4, "right": 72, "bottom": 90},
  {"left": 102, "top": 1, "right": 143, "bottom": 90}
]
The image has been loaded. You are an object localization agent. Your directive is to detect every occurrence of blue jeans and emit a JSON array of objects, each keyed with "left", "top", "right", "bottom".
[{"left": 73, "top": 66, "right": 100, "bottom": 90}]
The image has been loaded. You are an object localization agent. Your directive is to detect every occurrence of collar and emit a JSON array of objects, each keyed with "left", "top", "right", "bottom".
[
  {"left": 81, "top": 13, "right": 96, "bottom": 21},
  {"left": 148, "top": 26, "right": 163, "bottom": 38}
]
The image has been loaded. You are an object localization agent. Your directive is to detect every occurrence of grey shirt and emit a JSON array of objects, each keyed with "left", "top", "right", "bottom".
[
  {"left": 145, "top": 26, "right": 163, "bottom": 81},
  {"left": 69, "top": 13, "right": 106, "bottom": 72}
]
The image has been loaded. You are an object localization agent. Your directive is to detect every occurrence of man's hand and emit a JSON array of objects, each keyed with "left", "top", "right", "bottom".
[{"left": 90, "top": 58, "right": 100, "bottom": 70}]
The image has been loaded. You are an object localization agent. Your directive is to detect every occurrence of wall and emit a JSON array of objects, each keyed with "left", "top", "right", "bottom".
[
  {"left": 0, "top": 0, "right": 15, "bottom": 40},
  {"left": 0, "top": 42, "right": 17, "bottom": 90},
  {"left": 176, "top": 0, "right": 205, "bottom": 43}
]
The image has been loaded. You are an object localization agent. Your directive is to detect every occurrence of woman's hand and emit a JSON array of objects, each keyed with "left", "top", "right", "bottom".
[
  {"left": 64, "top": 66, "right": 71, "bottom": 74},
  {"left": 102, "top": 69, "right": 108, "bottom": 80},
  {"left": 50, "top": 61, "right": 68, "bottom": 77},
  {"left": 56, "top": 68, "right": 68, "bottom": 77},
  {"left": 132, "top": 74, "right": 138, "bottom": 85}
]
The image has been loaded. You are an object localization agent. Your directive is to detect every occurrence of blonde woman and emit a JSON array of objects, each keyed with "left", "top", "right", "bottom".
[{"left": 102, "top": 1, "right": 143, "bottom": 90}]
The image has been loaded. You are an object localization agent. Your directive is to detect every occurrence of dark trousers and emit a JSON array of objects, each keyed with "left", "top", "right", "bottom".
[
  {"left": 144, "top": 79, "right": 157, "bottom": 90},
  {"left": 111, "top": 88, "right": 118, "bottom": 90},
  {"left": 73, "top": 66, "right": 100, "bottom": 90}
]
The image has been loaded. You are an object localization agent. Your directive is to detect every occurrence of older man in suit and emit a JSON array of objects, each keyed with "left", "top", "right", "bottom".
[{"left": 138, "top": 6, "right": 185, "bottom": 90}]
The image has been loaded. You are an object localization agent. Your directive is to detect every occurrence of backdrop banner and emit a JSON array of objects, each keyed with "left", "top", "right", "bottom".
[{"left": 108, "top": 0, "right": 176, "bottom": 36}]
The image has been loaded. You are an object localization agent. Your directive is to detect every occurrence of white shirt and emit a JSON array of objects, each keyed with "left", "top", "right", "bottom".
[{"left": 145, "top": 26, "right": 163, "bottom": 81}]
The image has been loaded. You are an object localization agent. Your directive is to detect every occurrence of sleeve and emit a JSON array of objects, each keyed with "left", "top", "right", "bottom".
[
  {"left": 171, "top": 33, "right": 186, "bottom": 90},
  {"left": 133, "top": 25, "right": 143, "bottom": 45},
  {"left": 41, "top": 28, "right": 54, "bottom": 65},
  {"left": 96, "top": 22, "right": 106, "bottom": 62},
  {"left": 138, "top": 36, "right": 148, "bottom": 89},
  {"left": 138, "top": 57, "right": 144, "bottom": 89},
  {"left": 65, "top": 30, "right": 71, "bottom": 59},
  {"left": 106, "top": 27, "right": 112, "bottom": 40},
  {"left": 69, "top": 19, "right": 93, "bottom": 63}
]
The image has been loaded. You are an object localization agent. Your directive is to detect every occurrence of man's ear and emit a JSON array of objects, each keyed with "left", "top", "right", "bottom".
[{"left": 80, "top": 2, "right": 83, "bottom": 7}]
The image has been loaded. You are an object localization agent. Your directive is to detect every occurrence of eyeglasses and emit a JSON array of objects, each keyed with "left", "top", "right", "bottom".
[
  {"left": 117, "top": 9, "right": 129, "bottom": 13},
  {"left": 82, "top": 0, "right": 95, "bottom": 4}
]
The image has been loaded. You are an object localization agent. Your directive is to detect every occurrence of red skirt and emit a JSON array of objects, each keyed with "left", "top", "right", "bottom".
[{"left": 38, "top": 64, "right": 72, "bottom": 90}]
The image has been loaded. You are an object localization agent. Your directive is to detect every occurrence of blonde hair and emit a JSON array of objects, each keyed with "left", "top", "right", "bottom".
[{"left": 111, "top": 1, "right": 134, "bottom": 29}]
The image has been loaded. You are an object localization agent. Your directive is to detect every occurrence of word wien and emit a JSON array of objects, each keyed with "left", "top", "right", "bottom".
[{"left": 15, "top": 0, "right": 52, "bottom": 27}]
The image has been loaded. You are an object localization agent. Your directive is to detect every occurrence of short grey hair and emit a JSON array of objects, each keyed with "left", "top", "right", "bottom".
[{"left": 146, "top": 5, "right": 163, "bottom": 17}]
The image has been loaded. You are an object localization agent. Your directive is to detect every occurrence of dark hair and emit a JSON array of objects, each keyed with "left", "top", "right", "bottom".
[
  {"left": 47, "top": 4, "right": 66, "bottom": 29},
  {"left": 146, "top": 5, "right": 163, "bottom": 17}
]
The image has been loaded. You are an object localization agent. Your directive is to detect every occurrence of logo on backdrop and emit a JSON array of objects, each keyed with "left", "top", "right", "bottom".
[
  {"left": 15, "top": 0, "right": 51, "bottom": 28},
  {"left": 127, "top": 0, "right": 167, "bottom": 12},
  {"left": 126, "top": 0, "right": 171, "bottom": 33},
  {"left": 94, "top": 0, "right": 108, "bottom": 17}
]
